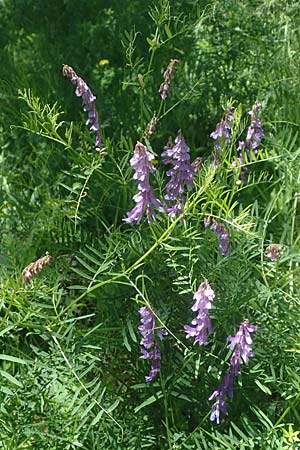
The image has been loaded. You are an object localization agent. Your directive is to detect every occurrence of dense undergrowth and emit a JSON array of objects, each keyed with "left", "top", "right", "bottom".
[{"left": 1, "top": 0, "right": 300, "bottom": 448}]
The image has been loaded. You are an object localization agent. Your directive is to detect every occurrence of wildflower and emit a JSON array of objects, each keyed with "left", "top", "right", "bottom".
[
  {"left": 162, "top": 130, "right": 195, "bottom": 217},
  {"left": 245, "top": 101, "right": 264, "bottom": 154},
  {"left": 209, "top": 319, "right": 257, "bottom": 424},
  {"left": 159, "top": 59, "right": 180, "bottom": 100},
  {"left": 209, "top": 372, "right": 233, "bottom": 424},
  {"left": 184, "top": 280, "right": 215, "bottom": 345},
  {"left": 266, "top": 244, "right": 280, "bottom": 261},
  {"left": 124, "top": 142, "right": 161, "bottom": 224},
  {"left": 232, "top": 151, "right": 249, "bottom": 185},
  {"left": 211, "top": 108, "right": 235, "bottom": 163},
  {"left": 204, "top": 217, "right": 230, "bottom": 256},
  {"left": 138, "top": 306, "right": 166, "bottom": 382},
  {"left": 22, "top": 254, "right": 52, "bottom": 285},
  {"left": 63, "top": 65, "right": 101, "bottom": 147},
  {"left": 233, "top": 101, "right": 263, "bottom": 183},
  {"left": 141, "top": 344, "right": 161, "bottom": 382}
]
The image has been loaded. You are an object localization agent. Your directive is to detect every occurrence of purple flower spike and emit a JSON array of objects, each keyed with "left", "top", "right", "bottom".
[
  {"left": 227, "top": 319, "right": 257, "bottom": 372},
  {"left": 138, "top": 307, "right": 167, "bottom": 382},
  {"left": 144, "top": 344, "right": 161, "bottom": 382},
  {"left": 162, "top": 130, "right": 195, "bottom": 217},
  {"left": 184, "top": 280, "right": 215, "bottom": 345},
  {"left": 233, "top": 101, "right": 264, "bottom": 184},
  {"left": 209, "top": 319, "right": 257, "bottom": 424},
  {"left": 204, "top": 218, "right": 230, "bottom": 257},
  {"left": 124, "top": 142, "right": 161, "bottom": 224},
  {"left": 211, "top": 108, "right": 235, "bottom": 163},
  {"left": 246, "top": 101, "right": 264, "bottom": 154},
  {"left": 63, "top": 65, "right": 101, "bottom": 147}
]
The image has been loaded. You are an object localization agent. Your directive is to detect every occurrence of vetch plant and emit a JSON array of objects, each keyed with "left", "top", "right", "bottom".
[
  {"left": 184, "top": 280, "right": 215, "bottom": 345},
  {"left": 63, "top": 65, "right": 101, "bottom": 147},
  {"left": 209, "top": 319, "right": 257, "bottom": 424},
  {"left": 124, "top": 142, "right": 161, "bottom": 224},
  {"left": 22, "top": 254, "right": 52, "bottom": 285},
  {"left": 162, "top": 130, "right": 195, "bottom": 217},
  {"left": 211, "top": 107, "right": 235, "bottom": 163},
  {"left": 204, "top": 217, "right": 230, "bottom": 256},
  {"left": 244, "top": 101, "right": 264, "bottom": 154},
  {"left": 138, "top": 306, "right": 167, "bottom": 382},
  {"left": 233, "top": 101, "right": 264, "bottom": 183}
]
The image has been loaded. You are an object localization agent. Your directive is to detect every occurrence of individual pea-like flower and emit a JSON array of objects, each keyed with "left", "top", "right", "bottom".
[
  {"left": 63, "top": 65, "right": 101, "bottom": 147},
  {"left": 184, "top": 280, "right": 215, "bottom": 345},
  {"left": 159, "top": 59, "right": 180, "bottom": 100},
  {"left": 22, "top": 254, "right": 52, "bottom": 285},
  {"left": 265, "top": 244, "right": 280, "bottom": 261},
  {"left": 211, "top": 107, "right": 235, "bottom": 163},
  {"left": 138, "top": 306, "right": 167, "bottom": 382},
  {"left": 204, "top": 217, "right": 230, "bottom": 256},
  {"left": 124, "top": 142, "right": 161, "bottom": 224},
  {"left": 162, "top": 130, "right": 195, "bottom": 217},
  {"left": 209, "top": 319, "right": 257, "bottom": 424}
]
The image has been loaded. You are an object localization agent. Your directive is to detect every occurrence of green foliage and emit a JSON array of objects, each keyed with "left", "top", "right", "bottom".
[{"left": 1, "top": 0, "right": 300, "bottom": 448}]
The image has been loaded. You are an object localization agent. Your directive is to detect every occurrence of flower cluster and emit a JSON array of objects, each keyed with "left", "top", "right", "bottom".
[
  {"left": 124, "top": 142, "right": 161, "bottom": 224},
  {"left": 159, "top": 59, "right": 180, "bottom": 100},
  {"left": 245, "top": 101, "right": 264, "bottom": 154},
  {"left": 209, "top": 319, "right": 257, "bottom": 424},
  {"left": 184, "top": 280, "right": 215, "bottom": 345},
  {"left": 162, "top": 130, "right": 195, "bottom": 217},
  {"left": 63, "top": 65, "right": 101, "bottom": 147},
  {"left": 211, "top": 108, "right": 235, "bottom": 163},
  {"left": 234, "top": 101, "right": 264, "bottom": 183},
  {"left": 204, "top": 217, "right": 230, "bottom": 256},
  {"left": 138, "top": 306, "right": 167, "bottom": 382},
  {"left": 266, "top": 244, "right": 280, "bottom": 261},
  {"left": 22, "top": 254, "right": 52, "bottom": 285}
]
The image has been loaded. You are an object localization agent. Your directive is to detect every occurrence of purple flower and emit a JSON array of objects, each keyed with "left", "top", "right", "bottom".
[
  {"left": 162, "top": 130, "right": 195, "bottom": 217},
  {"left": 63, "top": 65, "right": 101, "bottom": 147},
  {"left": 142, "top": 344, "right": 161, "bottom": 382},
  {"left": 124, "top": 142, "right": 161, "bottom": 224},
  {"left": 232, "top": 152, "right": 249, "bottom": 185},
  {"left": 209, "top": 319, "right": 257, "bottom": 424},
  {"left": 233, "top": 102, "right": 264, "bottom": 184},
  {"left": 245, "top": 101, "right": 264, "bottom": 154},
  {"left": 204, "top": 218, "right": 230, "bottom": 256},
  {"left": 184, "top": 280, "right": 215, "bottom": 345},
  {"left": 138, "top": 307, "right": 167, "bottom": 382},
  {"left": 22, "top": 254, "right": 52, "bottom": 285},
  {"left": 211, "top": 108, "right": 235, "bottom": 163},
  {"left": 159, "top": 59, "right": 180, "bottom": 100},
  {"left": 227, "top": 319, "right": 257, "bottom": 372},
  {"left": 209, "top": 372, "right": 233, "bottom": 424},
  {"left": 265, "top": 244, "right": 280, "bottom": 261}
]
